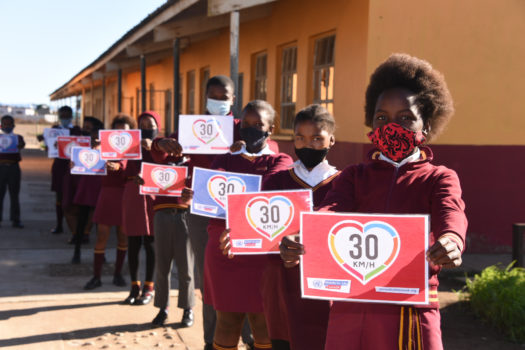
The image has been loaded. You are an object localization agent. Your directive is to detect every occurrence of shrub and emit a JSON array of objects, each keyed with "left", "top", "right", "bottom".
[{"left": 464, "top": 262, "right": 525, "bottom": 343}]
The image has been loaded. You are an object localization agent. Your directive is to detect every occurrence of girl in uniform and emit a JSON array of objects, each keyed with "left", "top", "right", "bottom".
[
  {"left": 84, "top": 115, "right": 135, "bottom": 290},
  {"left": 281, "top": 53, "right": 468, "bottom": 350}
]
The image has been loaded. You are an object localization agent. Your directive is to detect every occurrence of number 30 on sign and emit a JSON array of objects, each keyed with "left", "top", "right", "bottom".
[
  {"left": 300, "top": 212, "right": 429, "bottom": 305},
  {"left": 139, "top": 162, "right": 187, "bottom": 197},
  {"left": 226, "top": 190, "right": 313, "bottom": 255}
]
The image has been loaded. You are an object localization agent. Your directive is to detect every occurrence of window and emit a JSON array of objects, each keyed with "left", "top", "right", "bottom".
[
  {"left": 200, "top": 66, "right": 210, "bottom": 114},
  {"left": 186, "top": 70, "right": 195, "bottom": 114},
  {"left": 252, "top": 52, "right": 267, "bottom": 100},
  {"left": 312, "top": 35, "right": 335, "bottom": 113},
  {"left": 279, "top": 45, "right": 297, "bottom": 131}
]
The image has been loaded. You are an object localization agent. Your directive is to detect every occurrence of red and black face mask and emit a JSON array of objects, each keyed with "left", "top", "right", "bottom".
[{"left": 367, "top": 123, "right": 426, "bottom": 162}]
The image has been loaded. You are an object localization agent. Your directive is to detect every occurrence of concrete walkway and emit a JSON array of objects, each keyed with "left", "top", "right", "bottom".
[{"left": 0, "top": 149, "right": 517, "bottom": 349}]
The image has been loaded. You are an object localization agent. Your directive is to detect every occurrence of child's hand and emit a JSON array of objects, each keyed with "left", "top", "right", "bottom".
[
  {"left": 141, "top": 138, "right": 153, "bottom": 151},
  {"left": 426, "top": 236, "right": 462, "bottom": 268},
  {"left": 92, "top": 139, "right": 101, "bottom": 148},
  {"left": 133, "top": 175, "right": 145, "bottom": 185},
  {"left": 230, "top": 140, "right": 246, "bottom": 153},
  {"left": 280, "top": 233, "right": 304, "bottom": 268},
  {"left": 69, "top": 161, "right": 74, "bottom": 169},
  {"left": 157, "top": 138, "right": 182, "bottom": 156},
  {"left": 219, "top": 228, "right": 234, "bottom": 259},
  {"left": 181, "top": 187, "right": 194, "bottom": 204},
  {"left": 106, "top": 161, "right": 120, "bottom": 172}
]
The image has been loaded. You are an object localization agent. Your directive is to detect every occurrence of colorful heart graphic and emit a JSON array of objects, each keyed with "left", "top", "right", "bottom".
[
  {"left": 207, "top": 175, "right": 246, "bottom": 208},
  {"left": 0, "top": 136, "right": 13, "bottom": 150},
  {"left": 78, "top": 149, "right": 100, "bottom": 169},
  {"left": 245, "top": 196, "right": 294, "bottom": 241},
  {"left": 108, "top": 131, "right": 132, "bottom": 154},
  {"left": 192, "top": 119, "right": 221, "bottom": 144},
  {"left": 328, "top": 220, "right": 400, "bottom": 285},
  {"left": 152, "top": 167, "right": 178, "bottom": 190},
  {"left": 64, "top": 141, "right": 79, "bottom": 158}
]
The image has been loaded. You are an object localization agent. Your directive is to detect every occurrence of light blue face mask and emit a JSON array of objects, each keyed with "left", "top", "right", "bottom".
[
  {"left": 206, "top": 98, "right": 231, "bottom": 116},
  {"left": 60, "top": 118, "right": 72, "bottom": 127}
]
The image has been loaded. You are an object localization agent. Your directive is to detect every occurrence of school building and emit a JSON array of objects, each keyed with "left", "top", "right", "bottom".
[{"left": 50, "top": 0, "right": 525, "bottom": 253}]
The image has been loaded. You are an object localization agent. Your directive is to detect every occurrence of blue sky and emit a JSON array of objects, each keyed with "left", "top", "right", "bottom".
[{"left": 0, "top": 0, "right": 166, "bottom": 105}]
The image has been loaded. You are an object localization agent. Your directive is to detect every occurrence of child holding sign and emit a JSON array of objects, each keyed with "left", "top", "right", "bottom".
[
  {"left": 260, "top": 105, "right": 339, "bottom": 350},
  {"left": 204, "top": 100, "right": 292, "bottom": 350},
  {"left": 121, "top": 111, "right": 159, "bottom": 305},
  {"left": 84, "top": 115, "right": 135, "bottom": 290},
  {"left": 282, "top": 54, "right": 468, "bottom": 350},
  {"left": 0, "top": 115, "right": 25, "bottom": 228}
]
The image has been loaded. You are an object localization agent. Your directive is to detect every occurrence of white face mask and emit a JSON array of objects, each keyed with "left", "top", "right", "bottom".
[{"left": 206, "top": 98, "right": 231, "bottom": 116}]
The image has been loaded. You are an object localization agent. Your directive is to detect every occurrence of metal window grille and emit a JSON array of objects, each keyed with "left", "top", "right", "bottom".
[
  {"left": 280, "top": 46, "right": 298, "bottom": 130},
  {"left": 313, "top": 35, "right": 335, "bottom": 114},
  {"left": 200, "top": 67, "right": 210, "bottom": 114},
  {"left": 149, "top": 83, "right": 155, "bottom": 111},
  {"left": 187, "top": 70, "right": 196, "bottom": 114},
  {"left": 254, "top": 52, "right": 267, "bottom": 100}
]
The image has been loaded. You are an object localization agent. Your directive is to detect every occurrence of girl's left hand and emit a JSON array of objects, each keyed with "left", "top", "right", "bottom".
[
  {"left": 230, "top": 140, "right": 245, "bottom": 153},
  {"left": 106, "top": 161, "right": 120, "bottom": 172},
  {"left": 141, "top": 138, "right": 153, "bottom": 151},
  {"left": 219, "top": 228, "right": 234, "bottom": 259},
  {"left": 426, "top": 236, "right": 462, "bottom": 268}
]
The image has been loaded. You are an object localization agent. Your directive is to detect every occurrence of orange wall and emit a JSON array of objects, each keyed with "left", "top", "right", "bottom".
[{"left": 367, "top": 0, "right": 525, "bottom": 145}]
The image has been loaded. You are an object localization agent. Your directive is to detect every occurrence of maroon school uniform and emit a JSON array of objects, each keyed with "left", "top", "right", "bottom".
[
  {"left": 61, "top": 171, "right": 81, "bottom": 210},
  {"left": 261, "top": 166, "right": 340, "bottom": 349},
  {"left": 203, "top": 149, "right": 293, "bottom": 312},
  {"left": 122, "top": 150, "right": 155, "bottom": 236},
  {"left": 319, "top": 147, "right": 468, "bottom": 350},
  {"left": 73, "top": 175, "right": 102, "bottom": 207},
  {"left": 92, "top": 161, "right": 126, "bottom": 226}
]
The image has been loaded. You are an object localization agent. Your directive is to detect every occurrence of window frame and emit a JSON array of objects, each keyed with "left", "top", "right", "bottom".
[
  {"left": 251, "top": 51, "right": 268, "bottom": 101},
  {"left": 275, "top": 42, "right": 298, "bottom": 135},
  {"left": 308, "top": 31, "right": 336, "bottom": 115}
]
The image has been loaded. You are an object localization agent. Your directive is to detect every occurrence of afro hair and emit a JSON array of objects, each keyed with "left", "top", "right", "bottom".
[{"left": 365, "top": 53, "right": 454, "bottom": 141}]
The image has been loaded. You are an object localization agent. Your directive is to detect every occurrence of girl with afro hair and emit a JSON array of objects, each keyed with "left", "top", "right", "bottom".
[{"left": 281, "top": 53, "right": 468, "bottom": 349}]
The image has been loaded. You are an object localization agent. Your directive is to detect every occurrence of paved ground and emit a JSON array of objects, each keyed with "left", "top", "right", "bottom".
[{"left": 0, "top": 149, "right": 522, "bottom": 349}]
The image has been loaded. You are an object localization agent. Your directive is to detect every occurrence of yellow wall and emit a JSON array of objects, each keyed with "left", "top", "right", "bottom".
[{"left": 367, "top": 0, "right": 525, "bottom": 145}]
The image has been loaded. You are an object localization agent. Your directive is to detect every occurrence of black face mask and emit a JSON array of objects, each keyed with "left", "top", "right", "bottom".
[
  {"left": 239, "top": 127, "right": 268, "bottom": 152},
  {"left": 295, "top": 147, "right": 329, "bottom": 169},
  {"left": 81, "top": 130, "right": 91, "bottom": 136},
  {"left": 141, "top": 129, "right": 158, "bottom": 140}
]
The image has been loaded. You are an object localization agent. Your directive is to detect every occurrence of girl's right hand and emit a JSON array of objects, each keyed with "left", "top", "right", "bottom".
[
  {"left": 133, "top": 175, "right": 145, "bottom": 185},
  {"left": 280, "top": 233, "right": 305, "bottom": 268},
  {"left": 219, "top": 228, "right": 234, "bottom": 259},
  {"left": 181, "top": 187, "right": 194, "bottom": 204}
]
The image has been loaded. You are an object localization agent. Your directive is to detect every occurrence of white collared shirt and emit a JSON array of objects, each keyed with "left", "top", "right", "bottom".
[
  {"left": 232, "top": 144, "right": 274, "bottom": 157},
  {"left": 379, "top": 148, "right": 421, "bottom": 167},
  {"left": 292, "top": 160, "right": 338, "bottom": 187}
]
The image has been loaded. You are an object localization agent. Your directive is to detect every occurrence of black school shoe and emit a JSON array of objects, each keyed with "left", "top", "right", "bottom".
[
  {"left": 134, "top": 286, "right": 153, "bottom": 305},
  {"left": 113, "top": 274, "right": 127, "bottom": 287},
  {"left": 84, "top": 277, "right": 102, "bottom": 290},
  {"left": 51, "top": 226, "right": 63, "bottom": 234},
  {"left": 12, "top": 221, "right": 24, "bottom": 228},
  {"left": 181, "top": 308, "right": 194, "bottom": 327},
  {"left": 152, "top": 309, "right": 168, "bottom": 327},
  {"left": 123, "top": 284, "right": 141, "bottom": 304}
]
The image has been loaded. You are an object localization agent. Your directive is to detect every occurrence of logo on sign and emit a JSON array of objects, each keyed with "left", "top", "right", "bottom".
[
  {"left": 79, "top": 149, "right": 100, "bottom": 169},
  {"left": 151, "top": 167, "right": 178, "bottom": 190},
  {"left": 207, "top": 175, "right": 246, "bottom": 208},
  {"left": 328, "top": 220, "right": 400, "bottom": 285},
  {"left": 192, "top": 118, "right": 221, "bottom": 144},
  {"left": 0, "top": 136, "right": 13, "bottom": 150},
  {"left": 108, "top": 131, "right": 132, "bottom": 154},
  {"left": 64, "top": 141, "right": 79, "bottom": 158},
  {"left": 245, "top": 196, "right": 294, "bottom": 241}
]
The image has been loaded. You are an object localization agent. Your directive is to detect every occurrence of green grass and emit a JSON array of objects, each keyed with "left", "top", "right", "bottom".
[{"left": 462, "top": 262, "right": 525, "bottom": 343}]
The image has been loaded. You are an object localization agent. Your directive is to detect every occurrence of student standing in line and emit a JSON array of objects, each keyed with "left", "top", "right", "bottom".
[
  {"left": 71, "top": 117, "right": 104, "bottom": 264},
  {"left": 0, "top": 115, "right": 26, "bottom": 228},
  {"left": 84, "top": 115, "right": 134, "bottom": 290},
  {"left": 121, "top": 111, "right": 159, "bottom": 305},
  {"left": 281, "top": 53, "right": 468, "bottom": 350},
  {"left": 191, "top": 100, "right": 293, "bottom": 350}
]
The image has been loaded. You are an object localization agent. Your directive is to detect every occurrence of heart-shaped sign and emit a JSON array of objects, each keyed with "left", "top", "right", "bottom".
[
  {"left": 328, "top": 220, "right": 400, "bottom": 285},
  {"left": 192, "top": 119, "right": 221, "bottom": 144},
  {"left": 64, "top": 141, "right": 79, "bottom": 158},
  {"left": 245, "top": 196, "right": 294, "bottom": 241},
  {"left": 0, "top": 136, "right": 13, "bottom": 150},
  {"left": 79, "top": 149, "right": 100, "bottom": 169},
  {"left": 207, "top": 175, "right": 246, "bottom": 208},
  {"left": 108, "top": 131, "right": 132, "bottom": 154},
  {"left": 152, "top": 167, "right": 178, "bottom": 190}
]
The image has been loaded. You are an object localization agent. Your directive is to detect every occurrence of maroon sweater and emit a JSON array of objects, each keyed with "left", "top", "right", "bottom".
[{"left": 319, "top": 147, "right": 468, "bottom": 307}]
